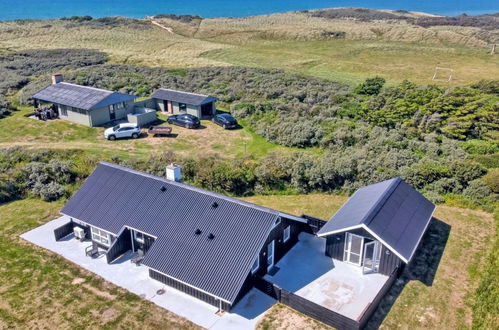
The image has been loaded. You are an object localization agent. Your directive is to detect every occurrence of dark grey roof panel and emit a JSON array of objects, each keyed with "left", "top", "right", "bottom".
[
  {"left": 317, "top": 178, "right": 400, "bottom": 233},
  {"left": 32, "top": 82, "right": 136, "bottom": 110},
  {"left": 151, "top": 88, "right": 217, "bottom": 106},
  {"left": 318, "top": 177, "right": 435, "bottom": 262},
  {"left": 61, "top": 162, "right": 278, "bottom": 303}
]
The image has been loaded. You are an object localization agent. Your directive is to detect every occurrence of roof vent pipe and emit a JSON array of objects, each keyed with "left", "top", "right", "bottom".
[
  {"left": 166, "top": 163, "right": 182, "bottom": 182},
  {"left": 207, "top": 233, "right": 215, "bottom": 240},
  {"left": 51, "top": 73, "right": 63, "bottom": 84}
]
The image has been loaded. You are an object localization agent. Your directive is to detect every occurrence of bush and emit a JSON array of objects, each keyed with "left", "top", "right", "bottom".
[
  {"left": 402, "top": 160, "right": 451, "bottom": 189},
  {"left": 462, "top": 179, "right": 492, "bottom": 201},
  {"left": 32, "top": 181, "right": 66, "bottom": 201},
  {"left": 482, "top": 169, "right": 499, "bottom": 193},
  {"left": 355, "top": 76, "right": 386, "bottom": 95},
  {"left": 461, "top": 139, "right": 499, "bottom": 154},
  {"left": 450, "top": 160, "right": 486, "bottom": 186}
]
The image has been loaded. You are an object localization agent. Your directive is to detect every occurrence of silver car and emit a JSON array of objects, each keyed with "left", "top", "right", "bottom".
[{"left": 104, "top": 123, "right": 141, "bottom": 141}]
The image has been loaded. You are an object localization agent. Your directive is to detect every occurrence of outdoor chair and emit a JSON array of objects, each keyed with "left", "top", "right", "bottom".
[{"left": 85, "top": 243, "right": 99, "bottom": 258}]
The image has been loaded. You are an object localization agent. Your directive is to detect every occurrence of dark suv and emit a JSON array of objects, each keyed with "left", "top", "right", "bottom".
[
  {"left": 167, "top": 114, "right": 200, "bottom": 129},
  {"left": 212, "top": 113, "right": 238, "bottom": 129}
]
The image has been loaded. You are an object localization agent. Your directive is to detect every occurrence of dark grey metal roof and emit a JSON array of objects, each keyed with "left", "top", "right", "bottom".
[
  {"left": 61, "top": 162, "right": 278, "bottom": 303},
  {"left": 317, "top": 178, "right": 435, "bottom": 263},
  {"left": 32, "top": 82, "right": 137, "bottom": 111},
  {"left": 151, "top": 88, "right": 217, "bottom": 106}
]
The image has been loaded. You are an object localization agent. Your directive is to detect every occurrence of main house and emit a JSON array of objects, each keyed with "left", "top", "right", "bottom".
[
  {"left": 53, "top": 162, "right": 435, "bottom": 327},
  {"left": 32, "top": 75, "right": 218, "bottom": 126}
]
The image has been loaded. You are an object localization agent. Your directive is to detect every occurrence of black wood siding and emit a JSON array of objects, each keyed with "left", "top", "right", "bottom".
[
  {"left": 106, "top": 228, "right": 132, "bottom": 264},
  {"left": 324, "top": 228, "right": 403, "bottom": 276},
  {"left": 149, "top": 269, "right": 231, "bottom": 311},
  {"left": 280, "top": 289, "right": 360, "bottom": 330},
  {"left": 132, "top": 231, "right": 155, "bottom": 253},
  {"left": 252, "top": 217, "right": 302, "bottom": 277},
  {"left": 53, "top": 220, "right": 74, "bottom": 241},
  {"left": 358, "top": 266, "right": 400, "bottom": 328}
]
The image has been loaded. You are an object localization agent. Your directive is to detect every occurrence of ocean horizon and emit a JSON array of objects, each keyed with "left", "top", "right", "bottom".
[{"left": 0, "top": 0, "right": 497, "bottom": 21}]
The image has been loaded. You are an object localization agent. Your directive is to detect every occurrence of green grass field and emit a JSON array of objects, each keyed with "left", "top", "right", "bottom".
[
  {"left": 241, "top": 195, "right": 496, "bottom": 329},
  {"left": 0, "top": 106, "right": 300, "bottom": 160},
  {"left": 0, "top": 194, "right": 493, "bottom": 329}
]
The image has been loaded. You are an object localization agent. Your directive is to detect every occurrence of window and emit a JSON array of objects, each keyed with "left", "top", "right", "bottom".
[
  {"left": 91, "top": 227, "right": 110, "bottom": 246},
  {"left": 251, "top": 255, "right": 259, "bottom": 274},
  {"left": 272, "top": 217, "right": 281, "bottom": 229},
  {"left": 116, "top": 102, "right": 125, "bottom": 109},
  {"left": 283, "top": 226, "right": 290, "bottom": 242},
  {"left": 134, "top": 231, "right": 144, "bottom": 243},
  {"left": 59, "top": 105, "right": 67, "bottom": 116},
  {"left": 179, "top": 103, "right": 187, "bottom": 112}
]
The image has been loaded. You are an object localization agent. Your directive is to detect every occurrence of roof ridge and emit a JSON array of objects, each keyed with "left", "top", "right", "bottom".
[
  {"left": 58, "top": 82, "right": 114, "bottom": 95},
  {"left": 361, "top": 177, "right": 402, "bottom": 226},
  {"left": 157, "top": 88, "right": 209, "bottom": 98},
  {"left": 99, "top": 161, "right": 280, "bottom": 216}
]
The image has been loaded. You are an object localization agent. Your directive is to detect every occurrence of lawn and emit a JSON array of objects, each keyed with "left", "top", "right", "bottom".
[
  {"left": 240, "top": 195, "right": 496, "bottom": 329},
  {"left": 1, "top": 194, "right": 493, "bottom": 329},
  {"left": 0, "top": 106, "right": 297, "bottom": 160},
  {"left": 0, "top": 199, "right": 199, "bottom": 329}
]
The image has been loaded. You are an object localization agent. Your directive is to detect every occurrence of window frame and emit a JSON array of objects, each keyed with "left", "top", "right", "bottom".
[
  {"left": 283, "top": 225, "right": 291, "bottom": 243},
  {"left": 91, "top": 227, "right": 111, "bottom": 247},
  {"left": 59, "top": 105, "right": 68, "bottom": 116},
  {"left": 134, "top": 231, "right": 145, "bottom": 244},
  {"left": 251, "top": 255, "right": 259, "bottom": 274}
]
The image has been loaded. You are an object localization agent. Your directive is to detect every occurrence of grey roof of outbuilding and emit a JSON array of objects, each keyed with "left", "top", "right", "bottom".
[
  {"left": 61, "top": 162, "right": 279, "bottom": 304},
  {"left": 317, "top": 177, "right": 435, "bottom": 263},
  {"left": 151, "top": 88, "right": 217, "bottom": 106},
  {"left": 32, "top": 82, "right": 137, "bottom": 110}
]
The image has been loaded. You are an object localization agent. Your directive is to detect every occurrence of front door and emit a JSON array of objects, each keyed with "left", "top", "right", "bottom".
[
  {"left": 267, "top": 240, "right": 275, "bottom": 271},
  {"left": 362, "top": 241, "right": 381, "bottom": 274},
  {"left": 109, "top": 105, "right": 116, "bottom": 120},
  {"left": 344, "top": 233, "right": 363, "bottom": 266}
]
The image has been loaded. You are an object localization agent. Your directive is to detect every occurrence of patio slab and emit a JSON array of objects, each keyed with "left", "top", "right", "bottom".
[
  {"left": 20, "top": 215, "right": 276, "bottom": 329},
  {"left": 264, "top": 232, "right": 388, "bottom": 320}
]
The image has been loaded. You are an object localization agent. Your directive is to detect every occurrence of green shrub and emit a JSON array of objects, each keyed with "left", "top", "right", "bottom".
[
  {"left": 462, "top": 179, "right": 492, "bottom": 201},
  {"left": 354, "top": 76, "right": 386, "bottom": 95},
  {"left": 482, "top": 169, "right": 499, "bottom": 193},
  {"left": 462, "top": 139, "right": 499, "bottom": 154}
]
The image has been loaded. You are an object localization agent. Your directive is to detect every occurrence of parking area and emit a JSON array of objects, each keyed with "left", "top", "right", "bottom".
[
  {"left": 264, "top": 233, "right": 388, "bottom": 320},
  {"left": 21, "top": 216, "right": 276, "bottom": 330}
]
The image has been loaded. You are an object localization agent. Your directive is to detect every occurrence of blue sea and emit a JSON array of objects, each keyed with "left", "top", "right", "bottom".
[{"left": 0, "top": 0, "right": 497, "bottom": 21}]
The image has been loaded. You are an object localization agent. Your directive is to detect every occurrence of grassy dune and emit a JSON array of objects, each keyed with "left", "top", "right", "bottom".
[{"left": 0, "top": 12, "right": 497, "bottom": 85}]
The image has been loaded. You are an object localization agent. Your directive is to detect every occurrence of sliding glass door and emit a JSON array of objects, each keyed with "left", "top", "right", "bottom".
[
  {"left": 362, "top": 241, "right": 382, "bottom": 274},
  {"left": 344, "top": 233, "right": 363, "bottom": 266}
]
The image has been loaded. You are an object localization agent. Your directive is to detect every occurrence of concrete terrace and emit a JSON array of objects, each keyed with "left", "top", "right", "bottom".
[
  {"left": 264, "top": 233, "right": 388, "bottom": 320},
  {"left": 20, "top": 216, "right": 276, "bottom": 330}
]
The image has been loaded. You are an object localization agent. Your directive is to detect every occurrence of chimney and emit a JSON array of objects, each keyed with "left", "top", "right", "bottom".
[
  {"left": 51, "top": 73, "right": 63, "bottom": 84},
  {"left": 166, "top": 163, "right": 182, "bottom": 182}
]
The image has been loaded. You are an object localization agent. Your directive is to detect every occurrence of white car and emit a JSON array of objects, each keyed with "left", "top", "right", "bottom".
[{"left": 104, "top": 123, "right": 141, "bottom": 141}]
